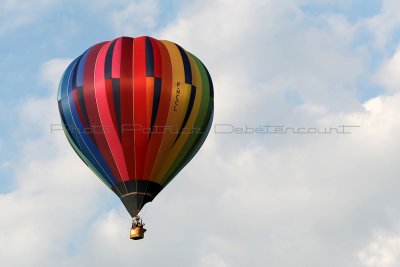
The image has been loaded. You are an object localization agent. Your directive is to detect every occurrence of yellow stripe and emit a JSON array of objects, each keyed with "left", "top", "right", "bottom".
[
  {"left": 150, "top": 40, "right": 189, "bottom": 182},
  {"left": 156, "top": 51, "right": 203, "bottom": 181},
  {"left": 161, "top": 50, "right": 203, "bottom": 184},
  {"left": 146, "top": 77, "right": 154, "bottom": 131}
]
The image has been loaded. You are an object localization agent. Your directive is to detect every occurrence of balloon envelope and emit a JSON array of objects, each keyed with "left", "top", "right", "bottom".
[{"left": 58, "top": 36, "right": 214, "bottom": 217}]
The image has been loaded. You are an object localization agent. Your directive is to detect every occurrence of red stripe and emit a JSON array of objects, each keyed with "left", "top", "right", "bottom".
[
  {"left": 83, "top": 42, "right": 121, "bottom": 180},
  {"left": 143, "top": 40, "right": 172, "bottom": 178},
  {"left": 119, "top": 37, "right": 135, "bottom": 180},
  {"left": 112, "top": 38, "right": 122, "bottom": 78},
  {"left": 72, "top": 88, "right": 85, "bottom": 126},
  {"left": 133, "top": 36, "right": 148, "bottom": 180},
  {"left": 95, "top": 42, "right": 129, "bottom": 181}
]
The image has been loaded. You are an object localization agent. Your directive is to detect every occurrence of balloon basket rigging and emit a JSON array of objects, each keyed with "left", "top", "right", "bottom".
[{"left": 130, "top": 215, "right": 146, "bottom": 240}]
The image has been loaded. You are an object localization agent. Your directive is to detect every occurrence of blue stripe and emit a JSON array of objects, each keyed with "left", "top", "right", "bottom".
[
  {"left": 76, "top": 49, "right": 90, "bottom": 87},
  {"left": 176, "top": 44, "right": 192, "bottom": 84},
  {"left": 60, "top": 58, "right": 119, "bottom": 188}
]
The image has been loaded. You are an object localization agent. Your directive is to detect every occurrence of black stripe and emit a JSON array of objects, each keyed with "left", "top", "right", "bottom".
[
  {"left": 176, "top": 44, "right": 192, "bottom": 84},
  {"left": 149, "top": 77, "right": 162, "bottom": 139},
  {"left": 145, "top": 37, "right": 154, "bottom": 77},
  {"left": 105, "top": 40, "right": 117, "bottom": 79},
  {"left": 112, "top": 78, "right": 122, "bottom": 139},
  {"left": 204, "top": 66, "right": 214, "bottom": 98},
  {"left": 174, "top": 85, "right": 196, "bottom": 144}
]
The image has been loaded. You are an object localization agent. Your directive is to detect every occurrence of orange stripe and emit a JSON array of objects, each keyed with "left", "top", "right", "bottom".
[
  {"left": 150, "top": 40, "right": 187, "bottom": 181},
  {"left": 143, "top": 40, "right": 172, "bottom": 179}
]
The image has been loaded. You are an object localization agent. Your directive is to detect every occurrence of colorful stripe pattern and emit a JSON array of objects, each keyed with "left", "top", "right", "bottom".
[{"left": 58, "top": 36, "right": 214, "bottom": 217}]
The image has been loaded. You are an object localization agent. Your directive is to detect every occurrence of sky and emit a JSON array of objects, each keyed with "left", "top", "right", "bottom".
[{"left": 1, "top": 0, "right": 400, "bottom": 266}]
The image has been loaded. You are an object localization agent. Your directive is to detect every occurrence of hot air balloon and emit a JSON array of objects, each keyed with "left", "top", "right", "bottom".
[{"left": 57, "top": 36, "right": 214, "bottom": 240}]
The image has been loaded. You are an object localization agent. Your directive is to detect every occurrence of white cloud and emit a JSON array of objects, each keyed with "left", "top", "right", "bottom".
[
  {"left": 361, "top": 0, "right": 400, "bottom": 50},
  {"left": 110, "top": 0, "right": 159, "bottom": 36},
  {"left": 3, "top": 0, "right": 400, "bottom": 267},
  {"left": 359, "top": 228, "right": 400, "bottom": 267},
  {"left": 158, "top": 0, "right": 366, "bottom": 123},
  {"left": 375, "top": 47, "right": 400, "bottom": 93},
  {"left": 40, "top": 59, "right": 72, "bottom": 92},
  {"left": 0, "top": 0, "right": 56, "bottom": 34},
  {"left": 0, "top": 58, "right": 112, "bottom": 267},
  {"left": 198, "top": 253, "right": 229, "bottom": 267}
]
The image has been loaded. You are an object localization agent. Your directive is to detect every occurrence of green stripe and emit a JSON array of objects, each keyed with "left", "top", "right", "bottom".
[{"left": 161, "top": 54, "right": 214, "bottom": 186}]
